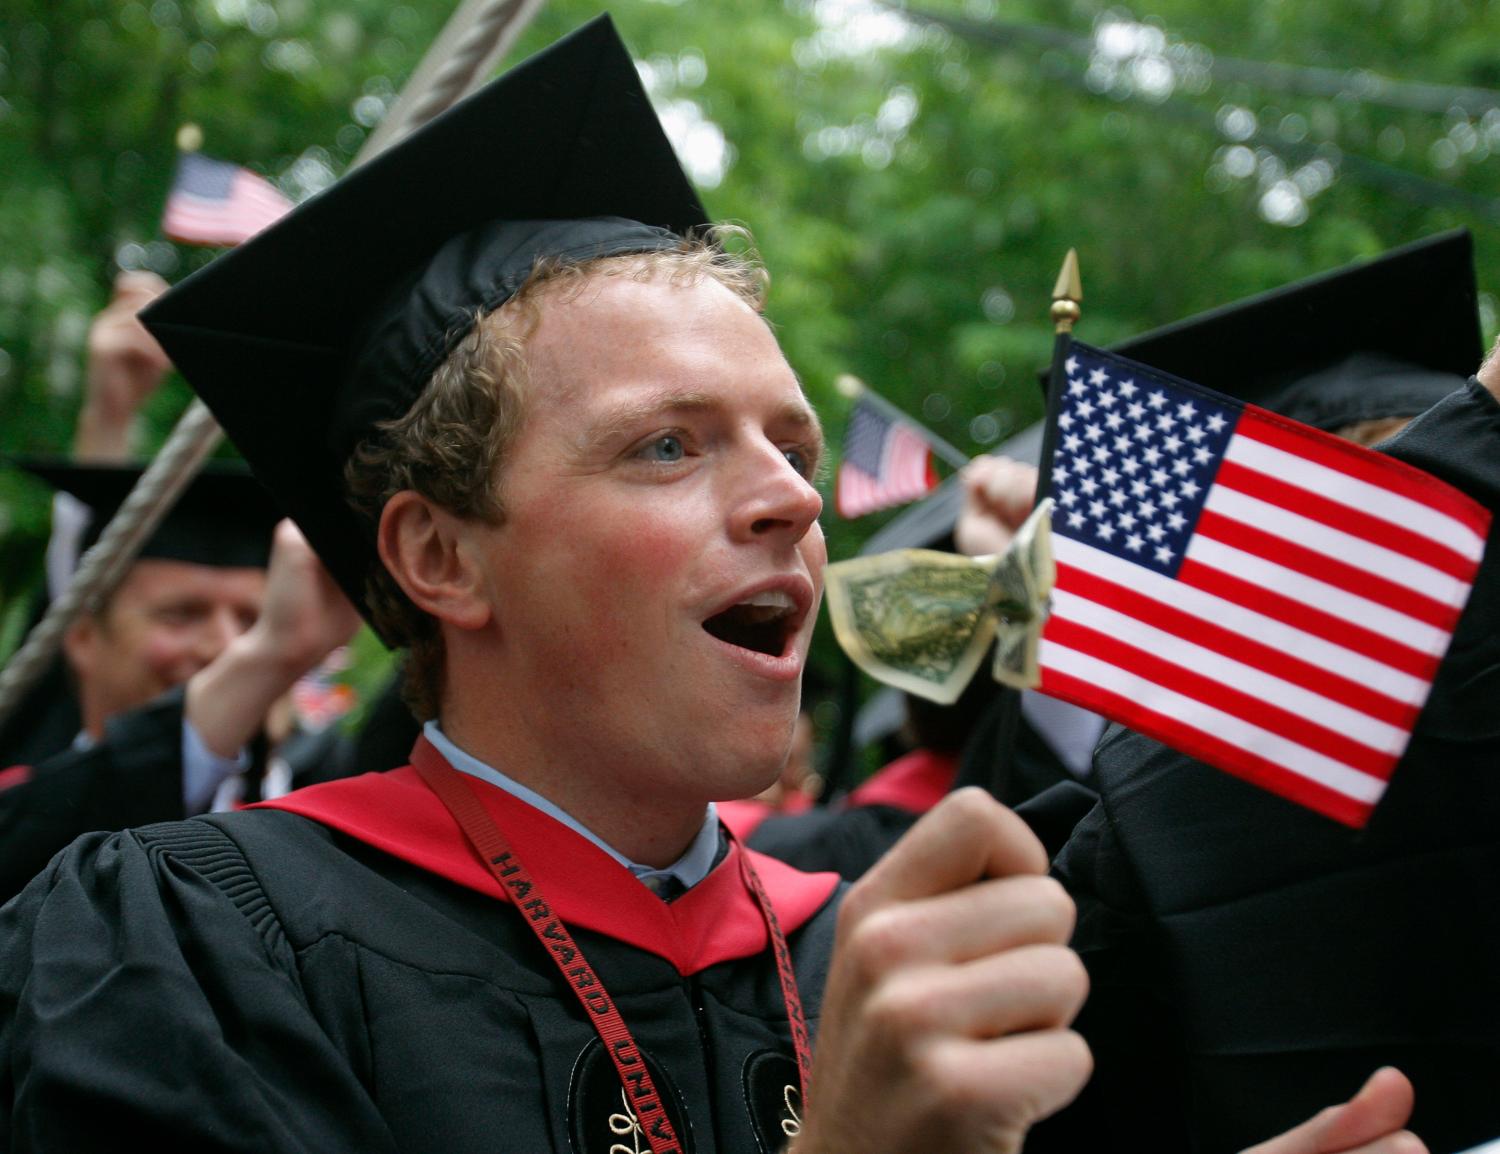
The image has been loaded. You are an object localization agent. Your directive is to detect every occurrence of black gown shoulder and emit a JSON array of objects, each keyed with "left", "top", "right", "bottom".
[
  {"left": 0, "top": 688, "right": 184, "bottom": 903},
  {"left": 1, "top": 806, "right": 839, "bottom": 1153}
]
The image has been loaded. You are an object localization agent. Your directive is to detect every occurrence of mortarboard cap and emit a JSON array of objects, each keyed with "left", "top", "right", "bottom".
[
  {"left": 1110, "top": 229, "right": 1480, "bottom": 429},
  {"left": 17, "top": 459, "right": 282, "bottom": 569},
  {"left": 141, "top": 16, "right": 708, "bottom": 617}
]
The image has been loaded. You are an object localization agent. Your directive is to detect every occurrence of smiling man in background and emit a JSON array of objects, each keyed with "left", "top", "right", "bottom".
[{"left": 0, "top": 466, "right": 358, "bottom": 899}]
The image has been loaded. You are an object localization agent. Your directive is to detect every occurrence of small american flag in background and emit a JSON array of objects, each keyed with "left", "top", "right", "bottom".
[
  {"left": 836, "top": 395, "right": 938, "bottom": 518},
  {"left": 1039, "top": 342, "right": 1489, "bottom": 827},
  {"left": 291, "top": 646, "right": 358, "bottom": 730},
  {"left": 161, "top": 152, "right": 293, "bottom": 247}
]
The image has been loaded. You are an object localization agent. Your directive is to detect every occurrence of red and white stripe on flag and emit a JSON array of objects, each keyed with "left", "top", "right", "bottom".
[
  {"left": 1039, "top": 344, "right": 1490, "bottom": 827},
  {"left": 162, "top": 155, "right": 293, "bottom": 247},
  {"left": 836, "top": 420, "right": 938, "bottom": 518}
]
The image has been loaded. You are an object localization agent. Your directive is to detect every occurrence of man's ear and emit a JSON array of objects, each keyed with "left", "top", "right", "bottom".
[
  {"left": 61, "top": 615, "right": 98, "bottom": 678},
  {"left": 377, "top": 491, "right": 493, "bottom": 631}
]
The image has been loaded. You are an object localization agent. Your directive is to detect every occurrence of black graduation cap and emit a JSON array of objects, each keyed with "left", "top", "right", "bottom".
[
  {"left": 17, "top": 459, "right": 281, "bottom": 569},
  {"left": 1111, "top": 229, "right": 1480, "bottom": 429},
  {"left": 140, "top": 16, "right": 707, "bottom": 616}
]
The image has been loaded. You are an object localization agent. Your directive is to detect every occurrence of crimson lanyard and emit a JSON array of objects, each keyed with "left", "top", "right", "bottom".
[{"left": 415, "top": 758, "right": 813, "bottom": 1154}]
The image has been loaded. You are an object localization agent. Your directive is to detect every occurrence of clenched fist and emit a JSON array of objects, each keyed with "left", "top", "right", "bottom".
[{"left": 793, "top": 788, "right": 1091, "bottom": 1154}]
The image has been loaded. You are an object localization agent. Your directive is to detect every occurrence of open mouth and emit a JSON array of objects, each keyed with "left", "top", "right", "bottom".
[{"left": 702, "top": 590, "right": 798, "bottom": 657}]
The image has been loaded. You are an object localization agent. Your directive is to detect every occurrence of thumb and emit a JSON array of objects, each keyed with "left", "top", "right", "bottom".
[
  {"left": 1240, "top": 1068, "right": 1418, "bottom": 1154},
  {"left": 1319, "top": 1068, "right": 1415, "bottom": 1150}
]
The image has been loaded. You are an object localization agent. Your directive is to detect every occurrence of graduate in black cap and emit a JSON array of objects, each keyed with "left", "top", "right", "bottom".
[
  {"left": 28, "top": 462, "right": 280, "bottom": 740},
  {"left": 0, "top": 19, "right": 1092, "bottom": 1153},
  {"left": 0, "top": 17, "right": 1434, "bottom": 1154},
  {"left": 1009, "top": 231, "right": 1500, "bottom": 1153},
  {"left": 0, "top": 460, "right": 360, "bottom": 900}
]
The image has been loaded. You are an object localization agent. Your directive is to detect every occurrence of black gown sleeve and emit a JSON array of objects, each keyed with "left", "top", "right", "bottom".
[
  {"left": 1026, "top": 794, "right": 1195, "bottom": 1152},
  {"left": 0, "top": 655, "right": 80, "bottom": 771},
  {"left": 0, "top": 821, "right": 396, "bottom": 1151},
  {"left": 0, "top": 689, "right": 187, "bottom": 903},
  {"left": 1383, "top": 378, "right": 1500, "bottom": 504},
  {"left": 1374, "top": 379, "right": 1500, "bottom": 751}
]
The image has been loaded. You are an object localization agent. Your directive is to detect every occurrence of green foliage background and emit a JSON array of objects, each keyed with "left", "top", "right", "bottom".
[{"left": 4, "top": 0, "right": 1500, "bottom": 702}]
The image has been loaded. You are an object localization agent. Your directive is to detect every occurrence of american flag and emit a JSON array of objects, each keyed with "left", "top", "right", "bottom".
[
  {"left": 1038, "top": 342, "right": 1490, "bottom": 827},
  {"left": 161, "top": 152, "right": 293, "bottom": 247},
  {"left": 836, "top": 396, "right": 939, "bottom": 518},
  {"left": 291, "top": 647, "right": 358, "bottom": 731}
]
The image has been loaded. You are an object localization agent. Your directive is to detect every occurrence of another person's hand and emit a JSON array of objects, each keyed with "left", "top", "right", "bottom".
[
  {"left": 186, "top": 520, "right": 360, "bottom": 758},
  {"left": 251, "top": 519, "right": 363, "bottom": 677},
  {"left": 791, "top": 788, "right": 1090, "bottom": 1154},
  {"left": 954, "top": 455, "right": 1038, "bottom": 558},
  {"left": 76, "top": 271, "right": 173, "bottom": 460},
  {"left": 1239, "top": 1067, "right": 1426, "bottom": 1154}
]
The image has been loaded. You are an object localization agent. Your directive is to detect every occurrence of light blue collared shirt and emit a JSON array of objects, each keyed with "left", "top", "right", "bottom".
[{"left": 423, "top": 721, "right": 722, "bottom": 895}]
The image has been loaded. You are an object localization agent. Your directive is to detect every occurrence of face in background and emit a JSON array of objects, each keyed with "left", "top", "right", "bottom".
[
  {"left": 460, "top": 271, "right": 826, "bottom": 807},
  {"left": 63, "top": 558, "right": 267, "bottom": 738}
]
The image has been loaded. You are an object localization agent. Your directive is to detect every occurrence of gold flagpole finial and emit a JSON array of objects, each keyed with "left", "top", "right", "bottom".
[
  {"left": 1050, "top": 249, "right": 1082, "bottom": 334},
  {"left": 175, "top": 123, "right": 204, "bottom": 153},
  {"left": 835, "top": 373, "right": 867, "bottom": 400}
]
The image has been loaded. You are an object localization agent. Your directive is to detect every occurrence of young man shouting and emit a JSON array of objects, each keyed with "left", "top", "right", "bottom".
[{"left": 0, "top": 18, "right": 1424, "bottom": 1154}]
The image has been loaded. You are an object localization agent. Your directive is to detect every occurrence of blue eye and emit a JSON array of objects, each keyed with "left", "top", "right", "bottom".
[
  {"left": 643, "top": 435, "right": 685, "bottom": 463},
  {"left": 784, "top": 447, "right": 815, "bottom": 477}
]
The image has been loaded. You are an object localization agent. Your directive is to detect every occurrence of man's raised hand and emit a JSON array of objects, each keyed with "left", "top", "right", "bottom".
[
  {"left": 76, "top": 271, "right": 173, "bottom": 460},
  {"left": 792, "top": 788, "right": 1091, "bottom": 1154},
  {"left": 955, "top": 456, "right": 1039, "bottom": 559},
  {"left": 185, "top": 520, "right": 360, "bottom": 759}
]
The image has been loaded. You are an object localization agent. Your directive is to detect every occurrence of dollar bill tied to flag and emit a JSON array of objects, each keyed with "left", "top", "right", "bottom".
[
  {"left": 825, "top": 499, "right": 1055, "bottom": 704},
  {"left": 1035, "top": 342, "right": 1489, "bottom": 827}
]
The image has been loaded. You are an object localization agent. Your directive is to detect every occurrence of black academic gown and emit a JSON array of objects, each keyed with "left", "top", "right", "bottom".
[
  {"left": 1035, "top": 380, "right": 1500, "bottom": 1154},
  {"left": 0, "top": 687, "right": 358, "bottom": 904},
  {"left": 0, "top": 741, "right": 841, "bottom": 1152},
  {"left": 0, "top": 689, "right": 186, "bottom": 903},
  {"left": 0, "top": 656, "right": 79, "bottom": 772},
  {"left": 0, "top": 585, "right": 84, "bottom": 773}
]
